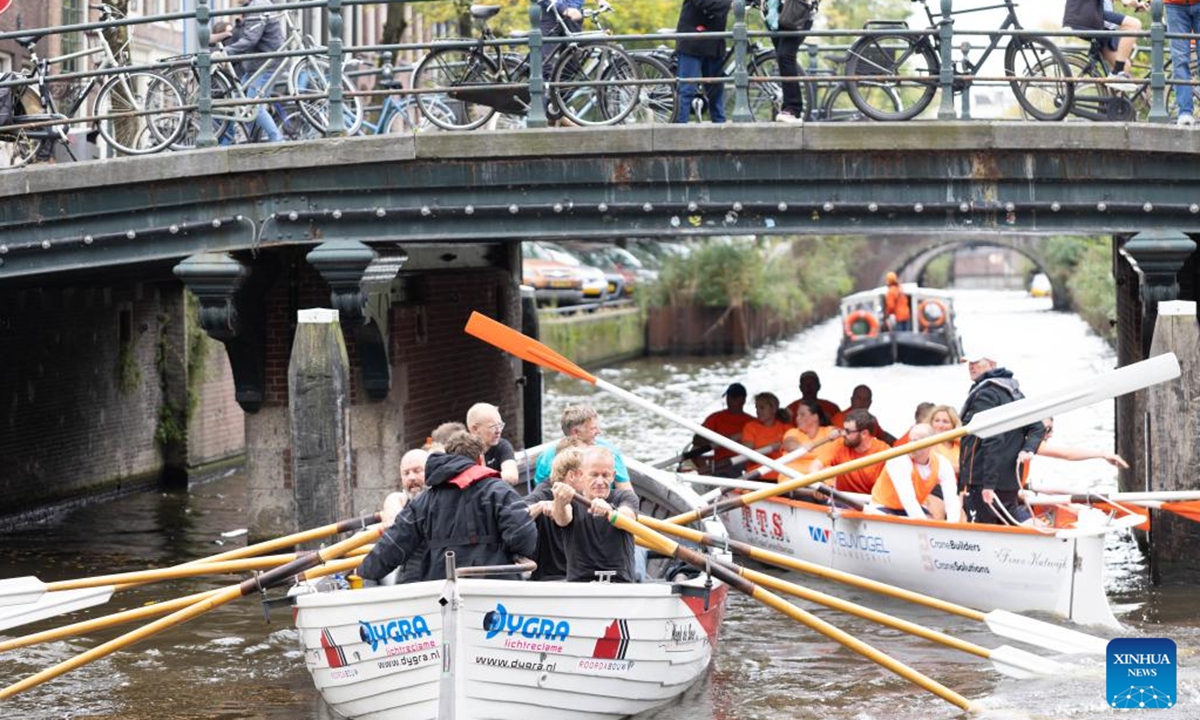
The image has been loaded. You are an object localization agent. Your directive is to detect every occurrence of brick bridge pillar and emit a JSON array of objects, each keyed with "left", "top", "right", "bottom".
[{"left": 176, "top": 243, "right": 524, "bottom": 540}]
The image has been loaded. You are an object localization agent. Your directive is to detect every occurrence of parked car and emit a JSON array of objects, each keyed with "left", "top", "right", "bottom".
[
  {"left": 564, "top": 242, "right": 657, "bottom": 297},
  {"left": 522, "top": 242, "right": 584, "bottom": 306},
  {"left": 529, "top": 241, "right": 622, "bottom": 303}
]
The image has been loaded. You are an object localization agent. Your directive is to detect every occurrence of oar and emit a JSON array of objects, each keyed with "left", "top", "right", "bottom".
[
  {"left": 465, "top": 312, "right": 872, "bottom": 508},
  {"left": 650, "top": 443, "right": 711, "bottom": 470},
  {"left": 740, "top": 432, "right": 840, "bottom": 481},
  {"left": 629, "top": 526, "right": 1062, "bottom": 679},
  {"left": 612, "top": 512, "right": 985, "bottom": 713},
  {"left": 638, "top": 515, "right": 1110, "bottom": 656},
  {"left": 0, "top": 556, "right": 364, "bottom": 653},
  {"left": 0, "top": 528, "right": 379, "bottom": 699},
  {"left": 0, "top": 513, "right": 378, "bottom": 611}
]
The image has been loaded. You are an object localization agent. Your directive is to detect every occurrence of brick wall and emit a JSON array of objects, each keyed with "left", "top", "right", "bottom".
[
  {"left": 0, "top": 282, "right": 170, "bottom": 517},
  {"left": 187, "top": 331, "right": 245, "bottom": 469}
]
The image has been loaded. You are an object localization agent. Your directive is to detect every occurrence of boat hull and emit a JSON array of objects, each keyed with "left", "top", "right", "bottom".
[
  {"left": 838, "top": 330, "right": 958, "bottom": 367},
  {"left": 721, "top": 495, "right": 1120, "bottom": 628},
  {"left": 294, "top": 577, "right": 728, "bottom": 720}
]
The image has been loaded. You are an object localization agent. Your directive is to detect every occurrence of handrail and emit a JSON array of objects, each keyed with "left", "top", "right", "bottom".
[{"left": 0, "top": 0, "right": 1195, "bottom": 162}]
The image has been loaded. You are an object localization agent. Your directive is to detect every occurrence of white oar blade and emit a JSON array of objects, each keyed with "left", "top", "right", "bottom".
[
  {"left": 0, "top": 576, "right": 47, "bottom": 607},
  {"left": 1055, "top": 512, "right": 1145, "bottom": 539},
  {"left": 967, "top": 354, "right": 1180, "bottom": 439},
  {"left": 989, "top": 644, "right": 1069, "bottom": 679},
  {"left": 0, "top": 585, "right": 114, "bottom": 632},
  {"left": 984, "top": 609, "right": 1109, "bottom": 655}
]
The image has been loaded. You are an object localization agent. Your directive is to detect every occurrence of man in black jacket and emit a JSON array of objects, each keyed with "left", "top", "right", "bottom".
[
  {"left": 358, "top": 431, "right": 537, "bottom": 582},
  {"left": 675, "top": 0, "right": 732, "bottom": 123},
  {"left": 958, "top": 350, "right": 1046, "bottom": 525}
]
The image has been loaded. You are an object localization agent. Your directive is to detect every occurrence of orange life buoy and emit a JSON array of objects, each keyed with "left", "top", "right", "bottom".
[
  {"left": 918, "top": 299, "right": 947, "bottom": 330},
  {"left": 844, "top": 310, "right": 880, "bottom": 339}
]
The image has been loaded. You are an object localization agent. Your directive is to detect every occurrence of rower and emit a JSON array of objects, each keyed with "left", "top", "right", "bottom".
[
  {"left": 866, "top": 423, "right": 962, "bottom": 521},
  {"left": 688, "top": 382, "right": 754, "bottom": 476}
]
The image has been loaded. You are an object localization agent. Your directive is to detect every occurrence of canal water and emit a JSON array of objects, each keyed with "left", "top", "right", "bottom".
[{"left": 1, "top": 290, "right": 1196, "bottom": 719}]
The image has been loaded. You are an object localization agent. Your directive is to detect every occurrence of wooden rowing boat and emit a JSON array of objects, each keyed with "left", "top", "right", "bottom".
[
  {"left": 291, "top": 456, "right": 730, "bottom": 720},
  {"left": 717, "top": 491, "right": 1121, "bottom": 629}
]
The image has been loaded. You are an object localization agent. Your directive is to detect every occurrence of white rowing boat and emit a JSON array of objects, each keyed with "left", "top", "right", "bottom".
[
  {"left": 291, "top": 458, "right": 730, "bottom": 720},
  {"left": 718, "top": 492, "right": 1121, "bottom": 629}
]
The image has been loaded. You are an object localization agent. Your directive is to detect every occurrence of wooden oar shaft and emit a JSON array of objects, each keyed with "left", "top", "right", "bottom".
[
  {"left": 665, "top": 427, "right": 967, "bottom": 525},
  {"left": 49, "top": 553, "right": 315, "bottom": 592},
  {"left": 638, "top": 515, "right": 986, "bottom": 623},
  {"left": 741, "top": 433, "right": 839, "bottom": 481},
  {"left": 176, "top": 513, "right": 380, "bottom": 566},
  {"left": 614, "top": 515, "right": 980, "bottom": 713},
  {"left": 728, "top": 559, "right": 990, "bottom": 659},
  {"left": 0, "top": 530, "right": 377, "bottom": 699},
  {"left": 0, "top": 556, "right": 365, "bottom": 654}
]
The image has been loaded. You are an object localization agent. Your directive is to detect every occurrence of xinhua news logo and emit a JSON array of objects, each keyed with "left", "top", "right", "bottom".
[{"left": 1107, "top": 638, "right": 1176, "bottom": 709}]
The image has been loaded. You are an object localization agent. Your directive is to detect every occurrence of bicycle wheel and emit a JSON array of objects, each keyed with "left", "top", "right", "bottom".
[
  {"left": 721, "top": 50, "right": 783, "bottom": 122},
  {"left": 626, "top": 53, "right": 677, "bottom": 124},
  {"left": 819, "top": 82, "right": 896, "bottom": 121},
  {"left": 1005, "top": 37, "right": 1072, "bottom": 122},
  {"left": 289, "top": 56, "right": 364, "bottom": 136},
  {"left": 552, "top": 43, "right": 638, "bottom": 126},
  {"left": 845, "top": 32, "right": 938, "bottom": 121},
  {"left": 94, "top": 70, "right": 186, "bottom": 155},
  {"left": 0, "top": 127, "right": 48, "bottom": 168},
  {"left": 158, "top": 65, "right": 236, "bottom": 149},
  {"left": 411, "top": 47, "right": 499, "bottom": 131}
]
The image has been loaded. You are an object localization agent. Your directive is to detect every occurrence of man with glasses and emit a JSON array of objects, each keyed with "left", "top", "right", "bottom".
[
  {"left": 467, "top": 402, "right": 519, "bottom": 486},
  {"left": 813, "top": 409, "right": 891, "bottom": 496}
]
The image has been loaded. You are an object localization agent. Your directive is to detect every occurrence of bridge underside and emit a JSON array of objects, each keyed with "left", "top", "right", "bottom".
[{"left": 1, "top": 123, "right": 1198, "bottom": 282}]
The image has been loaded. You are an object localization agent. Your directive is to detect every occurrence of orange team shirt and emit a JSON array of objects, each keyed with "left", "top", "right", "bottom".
[
  {"left": 780, "top": 426, "right": 839, "bottom": 479},
  {"left": 885, "top": 285, "right": 911, "bottom": 322},
  {"left": 933, "top": 440, "right": 960, "bottom": 469},
  {"left": 785, "top": 398, "right": 841, "bottom": 425},
  {"left": 702, "top": 409, "right": 755, "bottom": 463},
  {"left": 740, "top": 420, "right": 790, "bottom": 477},
  {"left": 823, "top": 437, "right": 892, "bottom": 494}
]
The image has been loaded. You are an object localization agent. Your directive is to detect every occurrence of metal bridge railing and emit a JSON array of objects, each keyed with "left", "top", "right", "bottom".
[{"left": 0, "top": 0, "right": 1195, "bottom": 163}]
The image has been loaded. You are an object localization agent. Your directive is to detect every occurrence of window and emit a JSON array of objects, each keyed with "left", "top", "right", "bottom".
[{"left": 60, "top": 0, "right": 85, "bottom": 73}]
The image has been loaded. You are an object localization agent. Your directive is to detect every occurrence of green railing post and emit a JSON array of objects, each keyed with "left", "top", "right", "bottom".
[
  {"left": 1148, "top": 0, "right": 1168, "bottom": 123},
  {"left": 326, "top": 0, "right": 346, "bottom": 136},
  {"left": 936, "top": 0, "right": 956, "bottom": 119},
  {"left": 528, "top": 1, "right": 548, "bottom": 128},
  {"left": 731, "top": 0, "right": 752, "bottom": 123},
  {"left": 195, "top": 0, "right": 216, "bottom": 148}
]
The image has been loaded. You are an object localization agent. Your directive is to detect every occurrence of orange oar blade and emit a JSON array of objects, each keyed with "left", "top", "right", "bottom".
[
  {"left": 1160, "top": 500, "right": 1200, "bottom": 524},
  {"left": 1094, "top": 502, "right": 1150, "bottom": 531},
  {"left": 465, "top": 311, "right": 596, "bottom": 384}
]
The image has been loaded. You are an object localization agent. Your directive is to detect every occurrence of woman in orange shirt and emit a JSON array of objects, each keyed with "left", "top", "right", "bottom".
[
  {"left": 740, "top": 392, "right": 790, "bottom": 478},
  {"left": 929, "top": 404, "right": 962, "bottom": 469},
  {"left": 782, "top": 399, "right": 838, "bottom": 478}
]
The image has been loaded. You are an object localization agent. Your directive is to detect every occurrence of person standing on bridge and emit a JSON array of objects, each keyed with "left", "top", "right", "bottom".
[
  {"left": 538, "top": 0, "right": 584, "bottom": 125},
  {"left": 958, "top": 349, "right": 1046, "bottom": 525},
  {"left": 762, "top": 0, "right": 815, "bottom": 123},
  {"left": 674, "top": 0, "right": 732, "bottom": 123},
  {"left": 1164, "top": 0, "right": 1200, "bottom": 126},
  {"left": 214, "top": 0, "right": 284, "bottom": 144}
]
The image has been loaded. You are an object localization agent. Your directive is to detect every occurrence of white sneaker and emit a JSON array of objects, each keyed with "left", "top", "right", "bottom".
[
  {"left": 775, "top": 110, "right": 803, "bottom": 124},
  {"left": 1178, "top": 113, "right": 1195, "bottom": 128},
  {"left": 1107, "top": 71, "right": 1139, "bottom": 94}
]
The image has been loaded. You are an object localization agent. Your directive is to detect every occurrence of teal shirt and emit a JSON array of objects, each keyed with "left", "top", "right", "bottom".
[{"left": 534, "top": 438, "right": 630, "bottom": 486}]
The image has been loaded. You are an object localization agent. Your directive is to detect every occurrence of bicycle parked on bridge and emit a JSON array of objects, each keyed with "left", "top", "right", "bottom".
[
  {"left": 843, "top": 0, "right": 1073, "bottom": 121},
  {"left": 1056, "top": 40, "right": 1180, "bottom": 122},
  {"left": 0, "top": 4, "right": 186, "bottom": 167},
  {"left": 156, "top": 7, "right": 363, "bottom": 148},
  {"left": 410, "top": 2, "right": 639, "bottom": 130}
]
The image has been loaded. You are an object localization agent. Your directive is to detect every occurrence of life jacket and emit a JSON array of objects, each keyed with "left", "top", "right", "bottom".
[{"left": 871, "top": 453, "right": 943, "bottom": 511}]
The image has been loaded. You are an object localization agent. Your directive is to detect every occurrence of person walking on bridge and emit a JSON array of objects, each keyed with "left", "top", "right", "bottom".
[
  {"left": 674, "top": 0, "right": 732, "bottom": 123},
  {"left": 213, "top": 0, "right": 284, "bottom": 143}
]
